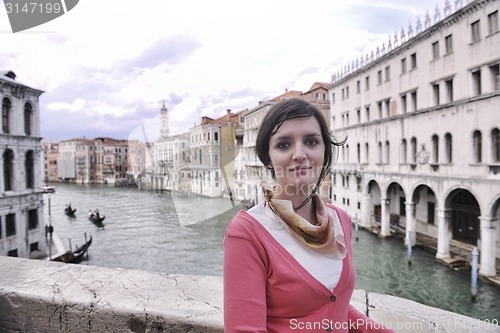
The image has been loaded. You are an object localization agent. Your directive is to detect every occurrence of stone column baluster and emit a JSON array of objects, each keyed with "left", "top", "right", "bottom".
[
  {"left": 361, "top": 193, "right": 372, "bottom": 228},
  {"left": 479, "top": 216, "right": 497, "bottom": 277},
  {"left": 380, "top": 197, "right": 391, "bottom": 237},
  {"left": 405, "top": 202, "right": 417, "bottom": 246},
  {"left": 436, "top": 208, "right": 451, "bottom": 259}
]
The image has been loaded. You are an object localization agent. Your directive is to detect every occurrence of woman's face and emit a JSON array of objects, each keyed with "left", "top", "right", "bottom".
[{"left": 268, "top": 116, "right": 325, "bottom": 199}]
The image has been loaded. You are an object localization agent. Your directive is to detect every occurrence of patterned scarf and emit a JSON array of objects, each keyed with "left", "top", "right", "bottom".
[{"left": 262, "top": 181, "right": 347, "bottom": 260}]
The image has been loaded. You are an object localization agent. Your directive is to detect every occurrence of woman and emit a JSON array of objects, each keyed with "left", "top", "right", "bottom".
[{"left": 223, "top": 98, "right": 394, "bottom": 332}]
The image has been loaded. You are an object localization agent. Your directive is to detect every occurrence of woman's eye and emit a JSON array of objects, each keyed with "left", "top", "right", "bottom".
[
  {"left": 305, "top": 138, "right": 319, "bottom": 146},
  {"left": 277, "top": 142, "right": 290, "bottom": 149}
]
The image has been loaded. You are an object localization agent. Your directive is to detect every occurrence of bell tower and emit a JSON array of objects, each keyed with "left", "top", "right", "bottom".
[{"left": 160, "top": 101, "right": 169, "bottom": 139}]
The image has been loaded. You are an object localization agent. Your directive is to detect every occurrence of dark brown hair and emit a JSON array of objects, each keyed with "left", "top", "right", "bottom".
[{"left": 256, "top": 98, "right": 345, "bottom": 190}]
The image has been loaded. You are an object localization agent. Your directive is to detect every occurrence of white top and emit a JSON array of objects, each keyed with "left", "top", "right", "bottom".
[{"left": 247, "top": 201, "right": 343, "bottom": 290}]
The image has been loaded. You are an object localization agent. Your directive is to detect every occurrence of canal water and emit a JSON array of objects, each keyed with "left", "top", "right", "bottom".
[{"left": 44, "top": 183, "right": 499, "bottom": 321}]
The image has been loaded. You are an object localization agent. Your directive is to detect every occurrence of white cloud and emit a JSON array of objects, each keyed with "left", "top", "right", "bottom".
[
  {"left": 46, "top": 98, "right": 85, "bottom": 112},
  {"left": 0, "top": 0, "right": 445, "bottom": 141}
]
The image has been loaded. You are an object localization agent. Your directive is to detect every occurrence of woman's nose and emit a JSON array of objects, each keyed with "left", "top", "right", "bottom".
[{"left": 292, "top": 144, "right": 306, "bottom": 161}]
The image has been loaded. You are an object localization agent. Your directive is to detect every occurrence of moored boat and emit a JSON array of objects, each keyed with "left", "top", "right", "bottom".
[
  {"left": 52, "top": 236, "right": 92, "bottom": 264},
  {"left": 42, "top": 184, "right": 56, "bottom": 193}
]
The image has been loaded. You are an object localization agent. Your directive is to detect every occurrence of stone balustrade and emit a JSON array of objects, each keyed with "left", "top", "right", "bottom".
[{"left": 0, "top": 256, "right": 498, "bottom": 333}]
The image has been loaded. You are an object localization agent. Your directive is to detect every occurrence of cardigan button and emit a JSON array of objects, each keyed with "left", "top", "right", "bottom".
[{"left": 329, "top": 295, "right": 336, "bottom": 302}]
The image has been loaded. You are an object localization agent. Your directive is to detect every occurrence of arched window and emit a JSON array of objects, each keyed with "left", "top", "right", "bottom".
[
  {"left": 401, "top": 139, "right": 407, "bottom": 164},
  {"left": 432, "top": 135, "right": 439, "bottom": 163},
  {"left": 411, "top": 137, "right": 417, "bottom": 164},
  {"left": 24, "top": 103, "right": 32, "bottom": 136},
  {"left": 25, "top": 150, "right": 34, "bottom": 189},
  {"left": 492, "top": 128, "right": 500, "bottom": 163},
  {"left": 445, "top": 133, "right": 453, "bottom": 163},
  {"left": 2, "top": 98, "right": 11, "bottom": 134},
  {"left": 473, "top": 130, "right": 482, "bottom": 163},
  {"left": 3, "top": 149, "right": 14, "bottom": 191}
]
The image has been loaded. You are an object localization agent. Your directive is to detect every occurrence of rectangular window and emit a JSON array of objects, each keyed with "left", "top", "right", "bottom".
[
  {"left": 471, "top": 20, "right": 481, "bottom": 42},
  {"left": 488, "top": 10, "right": 498, "bottom": 34},
  {"left": 445, "top": 34, "right": 453, "bottom": 53},
  {"left": 377, "top": 101, "right": 383, "bottom": 118},
  {"left": 365, "top": 106, "right": 370, "bottom": 122},
  {"left": 445, "top": 79, "right": 454, "bottom": 102},
  {"left": 432, "top": 41, "right": 440, "bottom": 59},
  {"left": 385, "top": 66, "right": 390, "bottom": 81},
  {"left": 472, "top": 70, "right": 482, "bottom": 96},
  {"left": 365, "top": 76, "right": 370, "bottom": 90},
  {"left": 356, "top": 80, "right": 360, "bottom": 93},
  {"left": 428, "top": 202, "right": 435, "bottom": 225},
  {"left": 410, "top": 53, "right": 417, "bottom": 69},
  {"left": 401, "top": 58, "right": 407, "bottom": 74},
  {"left": 346, "top": 86, "right": 349, "bottom": 98},
  {"left": 214, "top": 132, "right": 219, "bottom": 141},
  {"left": 356, "top": 108, "right": 361, "bottom": 123},
  {"left": 401, "top": 94, "right": 407, "bottom": 113},
  {"left": 433, "top": 83, "right": 440, "bottom": 106},
  {"left": 28, "top": 209, "right": 38, "bottom": 230},
  {"left": 400, "top": 197, "right": 406, "bottom": 216},
  {"left": 377, "top": 70, "right": 382, "bottom": 85},
  {"left": 490, "top": 64, "right": 500, "bottom": 91},
  {"left": 342, "top": 88, "right": 345, "bottom": 99},
  {"left": 332, "top": 93, "right": 336, "bottom": 104},
  {"left": 411, "top": 91, "right": 417, "bottom": 111},
  {"left": 30, "top": 242, "right": 39, "bottom": 253},
  {"left": 6, "top": 213, "right": 15, "bottom": 237},
  {"left": 385, "top": 99, "right": 390, "bottom": 117}
]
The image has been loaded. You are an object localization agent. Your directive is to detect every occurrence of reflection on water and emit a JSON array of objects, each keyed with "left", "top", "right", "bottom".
[
  {"left": 44, "top": 183, "right": 499, "bottom": 321},
  {"left": 352, "top": 231, "right": 499, "bottom": 321}
]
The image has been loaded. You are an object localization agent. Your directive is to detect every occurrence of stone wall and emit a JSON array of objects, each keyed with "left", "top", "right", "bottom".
[{"left": 0, "top": 256, "right": 498, "bottom": 333}]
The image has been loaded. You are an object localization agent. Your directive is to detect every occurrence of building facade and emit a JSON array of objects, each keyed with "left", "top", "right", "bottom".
[
  {"left": 0, "top": 71, "right": 46, "bottom": 258},
  {"left": 41, "top": 140, "right": 58, "bottom": 182},
  {"left": 329, "top": 0, "right": 499, "bottom": 277},
  {"left": 190, "top": 110, "right": 242, "bottom": 198}
]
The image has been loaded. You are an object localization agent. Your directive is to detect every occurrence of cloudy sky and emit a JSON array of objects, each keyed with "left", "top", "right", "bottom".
[{"left": 0, "top": 0, "right": 440, "bottom": 143}]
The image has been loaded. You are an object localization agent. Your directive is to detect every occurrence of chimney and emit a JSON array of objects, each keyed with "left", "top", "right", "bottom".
[{"left": 226, "top": 109, "right": 231, "bottom": 123}]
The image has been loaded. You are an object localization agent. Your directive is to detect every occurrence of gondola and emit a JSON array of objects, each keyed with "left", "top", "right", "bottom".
[
  {"left": 52, "top": 236, "right": 92, "bottom": 264},
  {"left": 64, "top": 204, "right": 77, "bottom": 216},
  {"left": 88, "top": 209, "right": 105, "bottom": 227}
]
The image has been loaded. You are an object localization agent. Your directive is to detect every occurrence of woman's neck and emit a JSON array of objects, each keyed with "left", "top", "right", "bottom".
[{"left": 274, "top": 191, "right": 317, "bottom": 225}]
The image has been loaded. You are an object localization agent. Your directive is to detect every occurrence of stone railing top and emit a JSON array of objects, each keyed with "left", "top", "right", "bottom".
[{"left": 0, "top": 256, "right": 498, "bottom": 333}]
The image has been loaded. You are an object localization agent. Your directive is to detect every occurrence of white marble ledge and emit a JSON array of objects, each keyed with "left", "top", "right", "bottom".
[{"left": 0, "top": 256, "right": 498, "bottom": 333}]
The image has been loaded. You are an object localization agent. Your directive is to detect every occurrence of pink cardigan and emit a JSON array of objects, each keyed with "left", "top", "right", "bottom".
[{"left": 223, "top": 204, "right": 395, "bottom": 333}]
